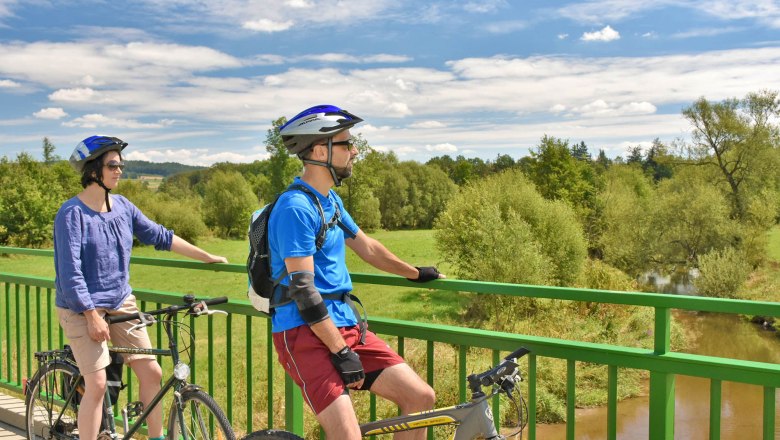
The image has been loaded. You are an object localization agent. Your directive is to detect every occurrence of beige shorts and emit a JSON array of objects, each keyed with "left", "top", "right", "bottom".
[{"left": 57, "top": 294, "right": 155, "bottom": 374}]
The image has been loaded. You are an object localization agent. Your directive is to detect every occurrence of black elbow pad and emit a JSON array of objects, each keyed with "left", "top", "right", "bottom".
[{"left": 289, "top": 271, "right": 329, "bottom": 325}]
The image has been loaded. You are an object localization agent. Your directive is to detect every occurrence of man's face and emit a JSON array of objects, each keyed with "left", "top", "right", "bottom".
[{"left": 329, "top": 130, "right": 357, "bottom": 180}]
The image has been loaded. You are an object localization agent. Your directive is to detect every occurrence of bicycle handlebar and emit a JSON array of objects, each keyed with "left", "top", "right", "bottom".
[
  {"left": 106, "top": 296, "right": 228, "bottom": 324},
  {"left": 504, "top": 347, "right": 531, "bottom": 361}
]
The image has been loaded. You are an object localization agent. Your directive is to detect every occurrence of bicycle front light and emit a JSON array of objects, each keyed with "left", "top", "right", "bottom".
[{"left": 173, "top": 362, "right": 190, "bottom": 380}]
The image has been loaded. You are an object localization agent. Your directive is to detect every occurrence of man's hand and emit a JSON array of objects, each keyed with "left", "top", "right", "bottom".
[
  {"left": 408, "top": 266, "right": 445, "bottom": 283},
  {"left": 331, "top": 346, "right": 365, "bottom": 388}
]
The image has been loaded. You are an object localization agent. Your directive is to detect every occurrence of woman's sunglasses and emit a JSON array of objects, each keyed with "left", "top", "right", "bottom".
[{"left": 105, "top": 161, "right": 126, "bottom": 171}]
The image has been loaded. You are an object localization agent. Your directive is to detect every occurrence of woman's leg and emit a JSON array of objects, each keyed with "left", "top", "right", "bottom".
[
  {"left": 79, "top": 368, "right": 107, "bottom": 440},
  {"left": 128, "top": 358, "right": 164, "bottom": 438}
]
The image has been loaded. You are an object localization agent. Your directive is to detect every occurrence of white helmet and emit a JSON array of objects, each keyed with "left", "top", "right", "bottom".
[{"left": 279, "top": 104, "right": 363, "bottom": 155}]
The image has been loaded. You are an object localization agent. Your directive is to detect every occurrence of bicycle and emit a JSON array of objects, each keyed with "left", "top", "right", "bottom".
[
  {"left": 24, "top": 294, "right": 236, "bottom": 440},
  {"left": 244, "top": 347, "right": 530, "bottom": 440}
]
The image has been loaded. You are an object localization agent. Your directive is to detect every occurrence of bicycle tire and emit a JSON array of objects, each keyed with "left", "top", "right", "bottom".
[
  {"left": 25, "top": 360, "right": 81, "bottom": 440},
  {"left": 167, "top": 389, "right": 236, "bottom": 440},
  {"left": 242, "top": 430, "right": 304, "bottom": 440}
]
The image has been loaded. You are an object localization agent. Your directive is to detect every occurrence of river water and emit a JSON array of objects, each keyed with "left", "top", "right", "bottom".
[{"left": 535, "top": 311, "right": 780, "bottom": 439}]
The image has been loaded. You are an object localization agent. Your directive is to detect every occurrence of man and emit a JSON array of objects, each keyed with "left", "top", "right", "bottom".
[{"left": 267, "top": 105, "right": 444, "bottom": 439}]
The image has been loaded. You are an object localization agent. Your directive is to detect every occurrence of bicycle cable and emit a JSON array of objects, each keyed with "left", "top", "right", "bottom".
[{"left": 502, "top": 385, "right": 528, "bottom": 440}]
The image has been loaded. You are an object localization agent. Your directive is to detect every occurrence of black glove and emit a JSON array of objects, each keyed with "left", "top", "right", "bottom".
[
  {"left": 331, "top": 346, "right": 365, "bottom": 385},
  {"left": 408, "top": 266, "right": 441, "bottom": 283}
]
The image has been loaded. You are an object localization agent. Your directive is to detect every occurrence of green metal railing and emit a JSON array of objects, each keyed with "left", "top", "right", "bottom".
[{"left": 1, "top": 246, "right": 779, "bottom": 439}]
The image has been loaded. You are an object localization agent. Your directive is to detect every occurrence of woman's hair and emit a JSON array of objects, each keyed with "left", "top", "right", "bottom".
[{"left": 80, "top": 151, "right": 122, "bottom": 188}]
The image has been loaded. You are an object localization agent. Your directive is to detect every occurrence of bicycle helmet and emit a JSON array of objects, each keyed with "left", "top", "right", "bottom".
[
  {"left": 279, "top": 105, "right": 363, "bottom": 155},
  {"left": 69, "top": 135, "right": 128, "bottom": 173},
  {"left": 279, "top": 105, "right": 363, "bottom": 186},
  {"left": 69, "top": 135, "right": 128, "bottom": 212}
]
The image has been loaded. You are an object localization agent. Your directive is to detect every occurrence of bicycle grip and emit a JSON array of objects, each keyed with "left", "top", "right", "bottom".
[{"left": 505, "top": 347, "right": 530, "bottom": 361}]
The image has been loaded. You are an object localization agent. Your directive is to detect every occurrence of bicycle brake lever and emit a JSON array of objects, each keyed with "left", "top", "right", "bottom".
[
  {"left": 126, "top": 313, "right": 156, "bottom": 334},
  {"left": 190, "top": 301, "right": 228, "bottom": 317}
]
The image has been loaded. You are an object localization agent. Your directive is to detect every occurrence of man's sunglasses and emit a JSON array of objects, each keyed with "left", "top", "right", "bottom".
[
  {"left": 314, "top": 139, "right": 354, "bottom": 148},
  {"left": 105, "top": 161, "right": 126, "bottom": 171}
]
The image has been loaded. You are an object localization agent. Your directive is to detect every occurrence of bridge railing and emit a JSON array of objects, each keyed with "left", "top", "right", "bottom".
[{"left": 1, "top": 246, "right": 779, "bottom": 440}]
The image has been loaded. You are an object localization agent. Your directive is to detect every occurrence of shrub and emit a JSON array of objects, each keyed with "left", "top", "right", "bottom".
[{"left": 694, "top": 247, "right": 751, "bottom": 298}]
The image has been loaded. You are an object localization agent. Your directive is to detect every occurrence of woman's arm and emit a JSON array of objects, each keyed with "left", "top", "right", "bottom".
[{"left": 169, "top": 235, "right": 228, "bottom": 263}]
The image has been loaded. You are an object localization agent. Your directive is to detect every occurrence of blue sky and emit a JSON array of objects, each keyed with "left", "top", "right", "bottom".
[{"left": 1, "top": 0, "right": 779, "bottom": 166}]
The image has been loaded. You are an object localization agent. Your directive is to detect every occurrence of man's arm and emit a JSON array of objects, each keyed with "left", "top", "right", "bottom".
[
  {"left": 284, "top": 255, "right": 364, "bottom": 388},
  {"left": 346, "top": 231, "right": 445, "bottom": 281},
  {"left": 345, "top": 230, "right": 420, "bottom": 278}
]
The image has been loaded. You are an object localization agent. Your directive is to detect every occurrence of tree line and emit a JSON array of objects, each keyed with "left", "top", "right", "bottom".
[{"left": 2, "top": 90, "right": 778, "bottom": 299}]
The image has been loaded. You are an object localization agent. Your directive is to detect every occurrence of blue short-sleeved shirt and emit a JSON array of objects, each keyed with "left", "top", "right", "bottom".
[
  {"left": 54, "top": 195, "right": 174, "bottom": 313},
  {"left": 268, "top": 178, "right": 360, "bottom": 332}
]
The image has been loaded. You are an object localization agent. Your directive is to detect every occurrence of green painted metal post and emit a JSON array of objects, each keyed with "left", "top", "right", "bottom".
[
  {"left": 226, "top": 314, "right": 233, "bottom": 422},
  {"left": 266, "top": 318, "right": 273, "bottom": 430},
  {"left": 427, "top": 340, "right": 434, "bottom": 440},
  {"left": 709, "top": 379, "right": 721, "bottom": 440},
  {"left": 284, "top": 375, "right": 304, "bottom": 435},
  {"left": 246, "top": 316, "right": 254, "bottom": 432},
  {"left": 458, "top": 345, "right": 467, "bottom": 403},
  {"left": 528, "top": 353, "right": 536, "bottom": 440},
  {"left": 763, "top": 387, "right": 775, "bottom": 440},
  {"left": 608, "top": 365, "right": 617, "bottom": 440},
  {"left": 567, "top": 359, "right": 576, "bottom": 440},
  {"left": 493, "top": 349, "right": 500, "bottom": 432},
  {"left": 649, "top": 307, "right": 674, "bottom": 440}
]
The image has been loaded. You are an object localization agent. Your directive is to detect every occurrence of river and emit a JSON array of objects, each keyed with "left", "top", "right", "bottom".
[{"left": 535, "top": 311, "right": 780, "bottom": 439}]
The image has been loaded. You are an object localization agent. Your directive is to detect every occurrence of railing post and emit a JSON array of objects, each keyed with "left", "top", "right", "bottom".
[
  {"left": 649, "top": 307, "right": 674, "bottom": 440},
  {"left": 284, "top": 374, "right": 304, "bottom": 435}
]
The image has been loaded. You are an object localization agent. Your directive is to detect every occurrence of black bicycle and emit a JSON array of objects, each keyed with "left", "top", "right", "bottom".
[
  {"left": 245, "top": 347, "right": 530, "bottom": 440},
  {"left": 25, "top": 295, "right": 236, "bottom": 440}
]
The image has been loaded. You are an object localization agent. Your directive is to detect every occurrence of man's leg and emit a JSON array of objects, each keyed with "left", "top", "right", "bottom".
[
  {"left": 369, "top": 363, "right": 436, "bottom": 440},
  {"left": 315, "top": 394, "right": 362, "bottom": 440},
  {"left": 128, "top": 358, "right": 163, "bottom": 438}
]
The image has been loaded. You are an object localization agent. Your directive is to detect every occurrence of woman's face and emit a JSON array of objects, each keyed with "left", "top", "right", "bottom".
[{"left": 100, "top": 150, "right": 124, "bottom": 190}]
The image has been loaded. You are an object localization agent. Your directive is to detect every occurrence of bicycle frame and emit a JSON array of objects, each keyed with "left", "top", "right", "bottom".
[
  {"left": 30, "top": 298, "right": 219, "bottom": 440},
  {"left": 359, "top": 388, "right": 501, "bottom": 440}
]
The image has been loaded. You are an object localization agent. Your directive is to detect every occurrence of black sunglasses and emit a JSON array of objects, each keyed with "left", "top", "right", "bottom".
[
  {"left": 105, "top": 161, "right": 126, "bottom": 171},
  {"left": 330, "top": 139, "right": 354, "bottom": 148}
]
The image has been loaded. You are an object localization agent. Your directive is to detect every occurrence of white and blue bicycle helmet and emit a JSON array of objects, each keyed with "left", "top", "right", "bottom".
[
  {"left": 279, "top": 104, "right": 363, "bottom": 186},
  {"left": 69, "top": 135, "right": 127, "bottom": 173},
  {"left": 68, "top": 135, "right": 128, "bottom": 212}
]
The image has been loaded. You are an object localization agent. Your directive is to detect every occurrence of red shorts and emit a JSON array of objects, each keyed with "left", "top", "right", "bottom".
[{"left": 272, "top": 325, "right": 404, "bottom": 414}]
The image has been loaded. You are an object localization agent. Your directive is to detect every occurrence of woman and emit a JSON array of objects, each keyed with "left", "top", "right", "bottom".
[{"left": 54, "top": 135, "right": 228, "bottom": 440}]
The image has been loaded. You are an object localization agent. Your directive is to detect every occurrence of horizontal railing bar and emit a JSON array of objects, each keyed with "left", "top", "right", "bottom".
[
  {"left": 368, "top": 317, "right": 780, "bottom": 387},
  {"left": 2, "top": 262, "right": 779, "bottom": 317}
]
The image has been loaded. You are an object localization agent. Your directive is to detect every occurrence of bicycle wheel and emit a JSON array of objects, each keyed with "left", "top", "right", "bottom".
[
  {"left": 25, "top": 360, "right": 81, "bottom": 440},
  {"left": 167, "top": 389, "right": 235, "bottom": 440},
  {"left": 242, "top": 430, "right": 304, "bottom": 440}
]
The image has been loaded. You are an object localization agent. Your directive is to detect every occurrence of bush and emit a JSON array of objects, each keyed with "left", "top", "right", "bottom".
[{"left": 694, "top": 247, "right": 751, "bottom": 298}]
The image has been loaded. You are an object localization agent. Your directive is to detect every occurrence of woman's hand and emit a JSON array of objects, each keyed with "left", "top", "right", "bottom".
[
  {"left": 84, "top": 309, "right": 111, "bottom": 342},
  {"left": 204, "top": 254, "right": 228, "bottom": 264}
]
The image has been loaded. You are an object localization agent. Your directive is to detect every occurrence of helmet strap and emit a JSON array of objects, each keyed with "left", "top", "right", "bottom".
[
  {"left": 89, "top": 177, "right": 113, "bottom": 212},
  {"left": 302, "top": 138, "right": 343, "bottom": 187}
]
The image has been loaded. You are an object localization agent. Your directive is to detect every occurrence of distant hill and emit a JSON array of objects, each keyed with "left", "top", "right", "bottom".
[{"left": 123, "top": 160, "right": 206, "bottom": 178}]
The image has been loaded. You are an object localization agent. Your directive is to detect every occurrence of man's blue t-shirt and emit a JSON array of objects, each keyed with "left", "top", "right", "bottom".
[{"left": 268, "top": 178, "right": 360, "bottom": 332}]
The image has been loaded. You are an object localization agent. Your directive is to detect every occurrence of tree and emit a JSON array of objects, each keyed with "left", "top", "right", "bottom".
[
  {"left": 682, "top": 90, "right": 780, "bottom": 219},
  {"left": 203, "top": 170, "right": 257, "bottom": 238},
  {"left": 570, "top": 141, "right": 591, "bottom": 161},
  {"left": 42, "top": 137, "right": 59, "bottom": 163},
  {"left": 266, "top": 116, "right": 294, "bottom": 196},
  {"left": 492, "top": 154, "right": 515, "bottom": 173}
]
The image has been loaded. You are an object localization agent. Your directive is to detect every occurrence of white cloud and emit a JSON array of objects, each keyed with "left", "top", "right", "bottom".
[
  {"left": 570, "top": 100, "right": 656, "bottom": 117},
  {"left": 33, "top": 107, "right": 68, "bottom": 120},
  {"left": 558, "top": 33, "right": 569, "bottom": 40},
  {"left": 581, "top": 25, "right": 620, "bottom": 42},
  {"left": 425, "top": 143, "right": 457, "bottom": 152},
  {"left": 484, "top": 20, "right": 527, "bottom": 34},
  {"left": 49, "top": 87, "right": 96, "bottom": 102},
  {"left": 242, "top": 18, "right": 294, "bottom": 32},
  {"left": 0, "top": 79, "right": 19, "bottom": 88},
  {"left": 464, "top": 0, "right": 507, "bottom": 14},
  {"left": 125, "top": 148, "right": 267, "bottom": 166},
  {"left": 386, "top": 102, "right": 412, "bottom": 117},
  {"left": 410, "top": 120, "right": 446, "bottom": 129},
  {"left": 671, "top": 26, "right": 742, "bottom": 39},
  {"left": 63, "top": 114, "right": 175, "bottom": 129}
]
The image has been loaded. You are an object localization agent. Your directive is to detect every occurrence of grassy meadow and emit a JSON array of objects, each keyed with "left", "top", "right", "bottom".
[{"left": 3, "top": 227, "right": 779, "bottom": 436}]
